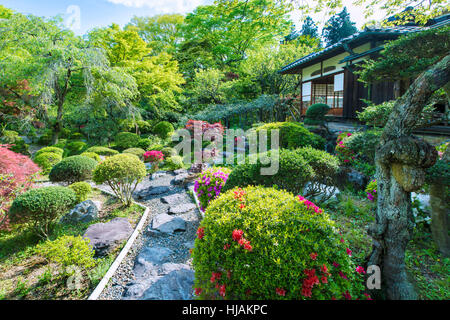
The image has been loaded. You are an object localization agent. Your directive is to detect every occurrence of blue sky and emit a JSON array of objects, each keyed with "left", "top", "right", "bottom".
[{"left": 0, "top": 0, "right": 386, "bottom": 36}]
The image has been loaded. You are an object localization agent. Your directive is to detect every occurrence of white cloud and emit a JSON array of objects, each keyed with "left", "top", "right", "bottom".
[{"left": 106, "top": 0, "right": 206, "bottom": 13}]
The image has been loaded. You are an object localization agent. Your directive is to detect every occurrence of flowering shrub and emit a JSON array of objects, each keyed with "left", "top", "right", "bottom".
[
  {"left": 143, "top": 150, "right": 164, "bottom": 172},
  {"left": 192, "top": 186, "right": 368, "bottom": 300},
  {"left": 194, "top": 167, "right": 231, "bottom": 211},
  {"left": 335, "top": 132, "right": 355, "bottom": 164},
  {"left": 365, "top": 179, "right": 377, "bottom": 202},
  {"left": 0, "top": 145, "right": 40, "bottom": 229},
  {"left": 93, "top": 154, "right": 146, "bottom": 206}
]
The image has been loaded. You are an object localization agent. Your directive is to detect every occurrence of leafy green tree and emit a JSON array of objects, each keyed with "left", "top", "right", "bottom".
[
  {"left": 127, "top": 14, "right": 184, "bottom": 55},
  {"left": 181, "top": 0, "right": 293, "bottom": 68},
  {"left": 322, "top": 7, "right": 358, "bottom": 46},
  {"left": 301, "top": 16, "right": 320, "bottom": 39}
]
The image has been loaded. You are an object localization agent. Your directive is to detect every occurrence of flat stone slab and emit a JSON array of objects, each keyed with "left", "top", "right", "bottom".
[
  {"left": 139, "top": 269, "right": 194, "bottom": 300},
  {"left": 150, "top": 213, "right": 186, "bottom": 234},
  {"left": 83, "top": 218, "right": 133, "bottom": 256},
  {"left": 133, "top": 246, "right": 174, "bottom": 278},
  {"left": 136, "top": 186, "right": 171, "bottom": 199},
  {"left": 173, "top": 169, "right": 188, "bottom": 175},
  {"left": 171, "top": 173, "right": 189, "bottom": 185},
  {"left": 168, "top": 203, "right": 196, "bottom": 215},
  {"left": 161, "top": 193, "right": 186, "bottom": 205},
  {"left": 151, "top": 171, "right": 168, "bottom": 180}
]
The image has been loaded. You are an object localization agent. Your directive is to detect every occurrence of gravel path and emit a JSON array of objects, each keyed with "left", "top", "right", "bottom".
[{"left": 96, "top": 170, "right": 201, "bottom": 300}]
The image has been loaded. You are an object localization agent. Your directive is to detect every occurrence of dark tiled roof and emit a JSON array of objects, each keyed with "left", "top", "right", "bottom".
[{"left": 280, "top": 17, "right": 449, "bottom": 74}]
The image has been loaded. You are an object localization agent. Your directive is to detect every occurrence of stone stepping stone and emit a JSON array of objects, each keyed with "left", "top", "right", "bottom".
[
  {"left": 172, "top": 173, "right": 189, "bottom": 185},
  {"left": 174, "top": 169, "right": 188, "bottom": 175},
  {"left": 150, "top": 213, "right": 186, "bottom": 234},
  {"left": 168, "top": 203, "right": 196, "bottom": 215},
  {"left": 139, "top": 269, "right": 194, "bottom": 300},
  {"left": 161, "top": 193, "right": 186, "bottom": 205},
  {"left": 83, "top": 218, "right": 133, "bottom": 256},
  {"left": 151, "top": 171, "right": 168, "bottom": 180},
  {"left": 133, "top": 247, "right": 174, "bottom": 278},
  {"left": 136, "top": 186, "right": 171, "bottom": 200}
]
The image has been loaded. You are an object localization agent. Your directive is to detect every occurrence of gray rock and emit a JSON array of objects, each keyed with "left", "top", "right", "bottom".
[
  {"left": 140, "top": 269, "right": 194, "bottom": 300},
  {"left": 161, "top": 193, "right": 186, "bottom": 205},
  {"left": 335, "top": 167, "right": 368, "bottom": 192},
  {"left": 151, "top": 171, "right": 168, "bottom": 180},
  {"left": 60, "top": 200, "right": 99, "bottom": 224},
  {"left": 160, "top": 263, "right": 191, "bottom": 275},
  {"left": 173, "top": 169, "right": 188, "bottom": 175},
  {"left": 172, "top": 173, "right": 189, "bottom": 185},
  {"left": 303, "top": 182, "right": 340, "bottom": 202},
  {"left": 83, "top": 218, "right": 133, "bottom": 256},
  {"left": 168, "top": 203, "right": 196, "bottom": 215},
  {"left": 136, "top": 186, "right": 171, "bottom": 199},
  {"left": 150, "top": 213, "right": 186, "bottom": 234},
  {"left": 183, "top": 241, "right": 195, "bottom": 249},
  {"left": 133, "top": 247, "right": 173, "bottom": 278}
]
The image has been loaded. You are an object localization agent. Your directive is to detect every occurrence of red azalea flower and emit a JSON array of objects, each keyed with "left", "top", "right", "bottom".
[
  {"left": 210, "top": 272, "right": 222, "bottom": 283},
  {"left": 224, "top": 243, "right": 230, "bottom": 250},
  {"left": 197, "top": 227, "right": 205, "bottom": 239},
  {"left": 194, "top": 288, "right": 202, "bottom": 295},
  {"left": 338, "top": 271, "right": 348, "bottom": 280},
  {"left": 232, "top": 229, "right": 244, "bottom": 242},
  {"left": 332, "top": 262, "right": 340, "bottom": 268},
  {"left": 219, "top": 284, "right": 226, "bottom": 297},
  {"left": 340, "top": 238, "right": 345, "bottom": 243},
  {"left": 346, "top": 248, "right": 352, "bottom": 256},
  {"left": 342, "top": 291, "right": 352, "bottom": 300},
  {"left": 239, "top": 203, "right": 245, "bottom": 209},
  {"left": 276, "top": 288, "right": 286, "bottom": 296},
  {"left": 321, "top": 276, "right": 328, "bottom": 284},
  {"left": 363, "top": 293, "right": 373, "bottom": 300},
  {"left": 310, "top": 252, "right": 318, "bottom": 260},
  {"left": 321, "top": 264, "right": 330, "bottom": 275},
  {"left": 356, "top": 266, "right": 366, "bottom": 274}
]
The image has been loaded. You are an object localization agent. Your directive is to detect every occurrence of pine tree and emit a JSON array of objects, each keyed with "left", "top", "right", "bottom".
[{"left": 322, "top": 7, "right": 358, "bottom": 46}]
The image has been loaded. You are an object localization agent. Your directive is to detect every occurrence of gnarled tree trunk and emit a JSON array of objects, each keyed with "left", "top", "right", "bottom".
[{"left": 368, "top": 54, "right": 450, "bottom": 300}]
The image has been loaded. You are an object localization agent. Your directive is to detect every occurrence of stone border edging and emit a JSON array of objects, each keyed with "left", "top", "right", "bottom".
[{"left": 87, "top": 188, "right": 150, "bottom": 300}]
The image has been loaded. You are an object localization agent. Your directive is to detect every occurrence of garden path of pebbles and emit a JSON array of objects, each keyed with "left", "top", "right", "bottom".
[{"left": 95, "top": 170, "right": 201, "bottom": 300}]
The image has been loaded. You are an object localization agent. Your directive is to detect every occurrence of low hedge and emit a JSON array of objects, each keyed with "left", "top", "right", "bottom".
[
  {"left": 114, "top": 132, "right": 140, "bottom": 150},
  {"left": 85, "top": 146, "right": 119, "bottom": 156},
  {"left": 33, "top": 152, "right": 62, "bottom": 174},
  {"left": 34, "top": 146, "right": 64, "bottom": 158},
  {"left": 80, "top": 152, "right": 101, "bottom": 162}
]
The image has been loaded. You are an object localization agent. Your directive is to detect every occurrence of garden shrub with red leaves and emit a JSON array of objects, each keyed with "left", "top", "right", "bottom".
[
  {"left": 192, "top": 186, "right": 369, "bottom": 300},
  {"left": 0, "top": 145, "right": 40, "bottom": 229}
]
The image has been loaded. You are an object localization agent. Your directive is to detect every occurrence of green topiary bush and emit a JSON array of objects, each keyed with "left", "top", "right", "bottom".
[
  {"left": 137, "top": 135, "right": 162, "bottom": 150},
  {"left": 35, "top": 146, "right": 64, "bottom": 158},
  {"left": 223, "top": 149, "right": 314, "bottom": 194},
  {"left": 85, "top": 146, "right": 119, "bottom": 156},
  {"left": 49, "top": 155, "right": 98, "bottom": 184},
  {"left": 64, "top": 141, "right": 88, "bottom": 157},
  {"left": 52, "top": 139, "right": 67, "bottom": 149},
  {"left": 153, "top": 121, "right": 174, "bottom": 140},
  {"left": 36, "top": 235, "right": 96, "bottom": 271},
  {"left": 114, "top": 132, "right": 140, "bottom": 150},
  {"left": 69, "top": 132, "right": 84, "bottom": 140},
  {"left": 192, "top": 185, "right": 367, "bottom": 300},
  {"left": 68, "top": 181, "right": 92, "bottom": 203},
  {"left": 164, "top": 155, "right": 185, "bottom": 171},
  {"left": 33, "top": 152, "right": 62, "bottom": 174},
  {"left": 161, "top": 147, "right": 177, "bottom": 158},
  {"left": 9, "top": 186, "right": 77, "bottom": 238},
  {"left": 149, "top": 144, "right": 164, "bottom": 151},
  {"left": 93, "top": 154, "right": 146, "bottom": 206},
  {"left": 304, "top": 103, "right": 331, "bottom": 125},
  {"left": 123, "top": 148, "right": 146, "bottom": 159},
  {"left": 255, "top": 122, "right": 325, "bottom": 150},
  {"left": 80, "top": 152, "right": 101, "bottom": 162}
]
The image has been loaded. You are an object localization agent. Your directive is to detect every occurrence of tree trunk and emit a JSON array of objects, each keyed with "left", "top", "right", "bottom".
[
  {"left": 368, "top": 54, "right": 450, "bottom": 300},
  {"left": 51, "top": 101, "right": 64, "bottom": 145}
]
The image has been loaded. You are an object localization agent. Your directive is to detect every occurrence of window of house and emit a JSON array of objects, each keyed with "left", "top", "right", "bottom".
[{"left": 302, "top": 81, "right": 312, "bottom": 108}]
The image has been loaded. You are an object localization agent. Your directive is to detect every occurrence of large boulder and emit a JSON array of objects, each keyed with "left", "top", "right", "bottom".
[
  {"left": 149, "top": 213, "right": 186, "bottom": 235},
  {"left": 335, "top": 167, "right": 368, "bottom": 192},
  {"left": 83, "top": 217, "right": 133, "bottom": 256},
  {"left": 60, "top": 200, "right": 100, "bottom": 224}
]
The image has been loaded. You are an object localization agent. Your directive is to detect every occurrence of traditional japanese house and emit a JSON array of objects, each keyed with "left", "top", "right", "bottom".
[{"left": 280, "top": 14, "right": 450, "bottom": 121}]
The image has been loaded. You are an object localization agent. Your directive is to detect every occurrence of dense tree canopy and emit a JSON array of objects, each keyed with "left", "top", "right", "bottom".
[{"left": 322, "top": 7, "right": 358, "bottom": 46}]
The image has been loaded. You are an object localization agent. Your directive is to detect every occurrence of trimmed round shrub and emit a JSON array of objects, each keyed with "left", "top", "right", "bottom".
[
  {"left": 149, "top": 144, "right": 164, "bottom": 151},
  {"left": 194, "top": 167, "right": 231, "bottom": 211},
  {"left": 35, "top": 146, "right": 64, "bottom": 158},
  {"left": 80, "top": 152, "right": 101, "bottom": 162},
  {"left": 255, "top": 122, "right": 325, "bottom": 150},
  {"left": 153, "top": 121, "right": 174, "bottom": 139},
  {"left": 49, "top": 155, "right": 98, "bottom": 184},
  {"left": 33, "top": 152, "right": 62, "bottom": 174},
  {"left": 165, "top": 156, "right": 184, "bottom": 171},
  {"left": 161, "top": 147, "right": 177, "bottom": 158},
  {"left": 93, "top": 154, "right": 146, "bottom": 206},
  {"left": 69, "top": 132, "right": 84, "bottom": 140},
  {"left": 36, "top": 235, "right": 95, "bottom": 270},
  {"left": 123, "top": 147, "right": 146, "bottom": 159},
  {"left": 52, "top": 139, "right": 67, "bottom": 149},
  {"left": 223, "top": 149, "right": 314, "bottom": 194},
  {"left": 137, "top": 138, "right": 152, "bottom": 150},
  {"left": 192, "top": 186, "right": 367, "bottom": 300},
  {"left": 114, "top": 132, "right": 140, "bottom": 150},
  {"left": 304, "top": 103, "right": 331, "bottom": 125},
  {"left": 85, "top": 146, "right": 119, "bottom": 156},
  {"left": 68, "top": 181, "right": 92, "bottom": 203},
  {"left": 64, "top": 141, "right": 88, "bottom": 156},
  {"left": 9, "top": 186, "right": 77, "bottom": 238}
]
